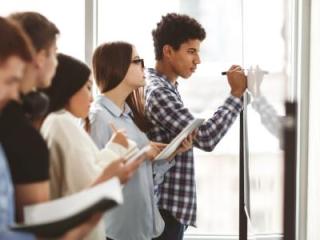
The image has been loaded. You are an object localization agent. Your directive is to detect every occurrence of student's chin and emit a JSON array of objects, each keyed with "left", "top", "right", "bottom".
[{"left": 182, "top": 73, "right": 193, "bottom": 79}]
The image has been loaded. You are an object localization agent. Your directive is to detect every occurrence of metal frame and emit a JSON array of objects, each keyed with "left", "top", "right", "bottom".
[
  {"left": 295, "top": 0, "right": 311, "bottom": 239},
  {"left": 283, "top": 102, "right": 297, "bottom": 240},
  {"left": 85, "top": 0, "right": 98, "bottom": 66},
  {"left": 184, "top": 234, "right": 283, "bottom": 240}
]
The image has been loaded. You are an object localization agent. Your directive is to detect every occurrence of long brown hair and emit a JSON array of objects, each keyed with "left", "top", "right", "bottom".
[{"left": 92, "top": 41, "right": 151, "bottom": 132}]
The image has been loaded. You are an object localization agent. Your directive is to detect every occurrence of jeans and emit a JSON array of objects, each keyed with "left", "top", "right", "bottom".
[{"left": 152, "top": 209, "right": 186, "bottom": 240}]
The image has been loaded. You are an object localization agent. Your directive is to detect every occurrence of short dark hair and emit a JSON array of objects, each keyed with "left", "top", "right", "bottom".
[
  {"left": 43, "top": 53, "right": 91, "bottom": 114},
  {"left": 152, "top": 13, "right": 206, "bottom": 60},
  {"left": 9, "top": 12, "right": 59, "bottom": 52},
  {"left": 0, "top": 17, "right": 34, "bottom": 64}
]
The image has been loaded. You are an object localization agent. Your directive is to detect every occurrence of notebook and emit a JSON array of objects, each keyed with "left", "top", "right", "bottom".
[
  {"left": 11, "top": 177, "right": 123, "bottom": 238},
  {"left": 154, "top": 118, "right": 204, "bottom": 160}
]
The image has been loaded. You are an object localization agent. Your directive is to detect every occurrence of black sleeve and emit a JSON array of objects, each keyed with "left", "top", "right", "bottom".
[{"left": 0, "top": 101, "right": 49, "bottom": 184}]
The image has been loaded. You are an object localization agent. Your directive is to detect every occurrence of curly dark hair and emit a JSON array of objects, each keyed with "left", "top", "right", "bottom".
[{"left": 152, "top": 13, "right": 206, "bottom": 60}]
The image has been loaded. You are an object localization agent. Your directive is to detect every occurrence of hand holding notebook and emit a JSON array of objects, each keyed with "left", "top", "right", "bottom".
[{"left": 154, "top": 118, "right": 204, "bottom": 160}]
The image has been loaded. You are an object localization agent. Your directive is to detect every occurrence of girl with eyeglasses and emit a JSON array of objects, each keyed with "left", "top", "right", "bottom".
[{"left": 89, "top": 41, "right": 193, "bottom": 240}]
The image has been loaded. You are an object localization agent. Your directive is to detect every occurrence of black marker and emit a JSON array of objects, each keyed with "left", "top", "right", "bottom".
[{"left": 221, "top": 70, "right": 268, "bottom": 75}]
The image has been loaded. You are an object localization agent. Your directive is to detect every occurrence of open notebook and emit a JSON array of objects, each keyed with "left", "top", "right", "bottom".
[
  {"left": 11, "top": 177, "right": 123, "bottom": 238},
  {"left": 154, "top": 118, "right": 205, "bottom": 160}
]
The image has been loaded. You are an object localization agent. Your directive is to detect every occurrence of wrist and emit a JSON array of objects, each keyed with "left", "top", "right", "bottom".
[{"left": 231, "top": 90, "right": 243, "bottom": 98}]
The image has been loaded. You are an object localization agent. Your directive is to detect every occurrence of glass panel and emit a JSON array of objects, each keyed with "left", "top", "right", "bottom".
[
  {"left": 0, "top": 0, "right": 85, "bottom": 61},
  {"left": 98, "top": 0, "right": 242, "bottom": 235},
  {"left": 242, "top": 0, "right": 293, "bottom": 235},
  {"left": 97, "top": 0, "right": 180, "bottom": 67}
]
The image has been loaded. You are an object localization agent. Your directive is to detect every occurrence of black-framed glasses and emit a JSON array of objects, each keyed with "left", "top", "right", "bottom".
[{"left": 131, "top": 58, "right": 144, "bottom": 68}]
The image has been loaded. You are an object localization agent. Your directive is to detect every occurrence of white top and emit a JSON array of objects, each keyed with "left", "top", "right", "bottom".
[{"left": 41, "top": 110, "right": 123, "bottom": 240}]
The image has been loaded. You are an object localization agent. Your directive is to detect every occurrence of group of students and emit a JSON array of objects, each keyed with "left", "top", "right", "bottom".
[{"left": 0, "top": 11, "right": 247, "bottom": 240}]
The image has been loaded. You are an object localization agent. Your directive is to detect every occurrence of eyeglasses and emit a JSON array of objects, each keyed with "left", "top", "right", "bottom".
[{"left": 131, "top": 58, "right": 144, "bottom": 68}]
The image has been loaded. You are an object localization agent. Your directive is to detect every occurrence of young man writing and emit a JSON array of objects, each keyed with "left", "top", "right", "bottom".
[{"left": 145, "top": 13, "right": 247, "bottom": 240}]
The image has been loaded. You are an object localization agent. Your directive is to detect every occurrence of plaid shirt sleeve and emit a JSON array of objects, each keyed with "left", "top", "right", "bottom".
[
  {"left": 145, "top": 86, "right": 244, "bottom": 152},
  {"left": 251, "top": 95, "right": 284, "bottom": 147}
]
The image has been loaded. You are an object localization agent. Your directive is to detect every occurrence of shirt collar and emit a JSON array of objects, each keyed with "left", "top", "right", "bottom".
[
  {"left": 97, "top": 94, "right": 132, "bottom": 118},
  {"left": 147, "top": 68, "right": 179, "bottom": 89}
]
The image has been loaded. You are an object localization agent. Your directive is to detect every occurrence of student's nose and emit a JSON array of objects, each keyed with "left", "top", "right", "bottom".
[{"left": 194, "top": 54, "right": 201, "bottom": 65}]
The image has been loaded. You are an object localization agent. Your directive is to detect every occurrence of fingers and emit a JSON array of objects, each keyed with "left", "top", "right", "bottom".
[
  {"left": 226, "top": 64, "right": 247, "bottom": 98},
  {"left": 147, "top": 142, "right": 167, "bottom": 160},
  {"left": 192, "top": 130, "right": 198, "bottom": 139},
  {"left": 181, "top": 139, "right": 191, "bottom": 149},
  {"left": 175, "top": 136, "right": 193, "bottom": 155},
  {"left": 126, "top": 156, "right": 143, "bottom": 170},
  {"left": 146, "top": 148, "right": 159, "bottom": 160},
  {"left": 156, "top": 143, "right": 168, "bottom": 148},
  {"left": 183, "top": 134, "right": 193, "bottom": 146},
  {"left": 120, "top": 156, "right": 143, "bottom": 183},
  {"left": 87, "top": 213, "right": 103, "bottom": 225},
  {"left": 110, "top": 127, "right": 129, "bottom": 148},
  {"left": 115, "top": 158, "right": 126, "bottom": 165},
  {"left": 154, "top": 143, "right": 167, "bottom": 150},
  {"left": 227, "top": 65, "right": 246, "bottom": 75},
  {"left": 187, "top": 134, "right": 193, "bottom": 142},
  {"left": 109, "top": 122, "right": 118, "bottom": 133},
  {"left": 60, "top": 213, "right": 102, "bottom": 240},
  {"left": 150, "top": 141, "right": 167, "bottom": 149},
  {"left": 228, "top": 65, "right": 242, "bottom": 71}
]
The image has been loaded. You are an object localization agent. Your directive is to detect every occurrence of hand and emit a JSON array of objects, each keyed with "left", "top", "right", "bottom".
[
  {"left": 176, "top": 133, "right": 194, "bottom": 154},
  {"left": 167, "top": 133, "right": 195, "bottom": 161},
  {"left": 109, "top": 123, "right": 129, "bottom": 148},
  {"left": 147, "top": 141, "right": 167, "bottom": 160},
  {"left": 119, "top": 156, "right": 144, "bottom": 183},
  {"left": 247, "top": 65, "right": 266, "bottom": 98},
  {"left": 226, "top": 65, "right": 247, "bottom": 97},
  {"left": 94, "top": 157, "right": 143, "bottom": 185},
  {"left": 59, "top": 213, "right": 102, "bottom": 240}
]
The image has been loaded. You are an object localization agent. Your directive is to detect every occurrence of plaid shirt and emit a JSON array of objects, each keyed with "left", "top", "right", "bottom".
[
  {"left": 144, "top": 68, "right": 243, "bottom": 226},
  {"left": 251, "top": 95, "right": 284, "bottom": 148}
]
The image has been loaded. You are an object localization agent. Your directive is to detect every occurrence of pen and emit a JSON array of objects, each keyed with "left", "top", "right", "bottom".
[{"left": 221, "top": 70, "right": 268, "bottom": 75}]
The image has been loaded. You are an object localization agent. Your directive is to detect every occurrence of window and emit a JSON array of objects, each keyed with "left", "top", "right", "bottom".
[
  {"left": 1, "top": 1, "right": 299, "bottom": 238},
  {"left": 97, "top": 1, "right": 296, "bottom": 238},
  {"left": 243, "top": 0, "right": 292, "bottom": 236},
  {"left": 97, "top": 0, "right": 242, "bottom": 236},
  {"left": 0, "top": 0, "right": 85, "bottom": 61}
]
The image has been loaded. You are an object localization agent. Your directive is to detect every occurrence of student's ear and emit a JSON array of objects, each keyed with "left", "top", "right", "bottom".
[
  {"left": 163, "top": 44, "right": 174, "bottom": 59},
  {"left": 33, "top": 49, "right": 48, "bottom": 70}
]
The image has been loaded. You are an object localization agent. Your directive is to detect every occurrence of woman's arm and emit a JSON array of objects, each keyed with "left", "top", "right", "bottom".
[{"left": 14, "top": 181, "right": 49, "bottom": 222}]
